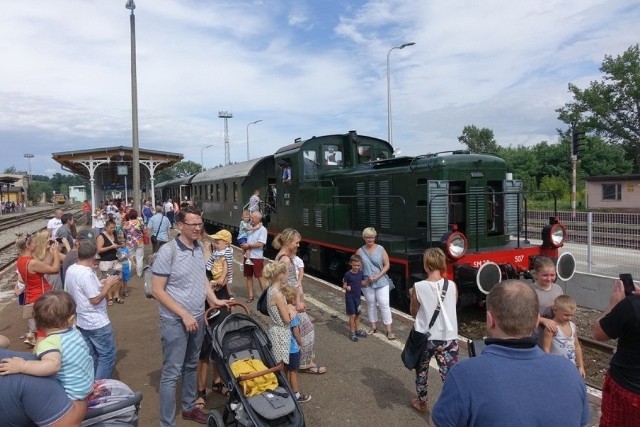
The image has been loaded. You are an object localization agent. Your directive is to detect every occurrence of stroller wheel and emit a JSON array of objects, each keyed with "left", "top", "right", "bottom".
[{"left": 207, "top": 410, "right": 224, "bottom": 427}]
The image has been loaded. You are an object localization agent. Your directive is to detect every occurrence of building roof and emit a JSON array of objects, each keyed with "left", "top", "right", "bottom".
[{"left": 585, "top": 174, "right": 640, "bottom": 182}]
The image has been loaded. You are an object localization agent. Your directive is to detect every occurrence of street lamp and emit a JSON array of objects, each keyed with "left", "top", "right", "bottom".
[
  {"left": 126, "top": 0, "right": 141, "bottom": 211},
  {"left": 246, "top": 120, "right": 263, "bottom": 161},
  {"left": 23, "top": 154, "right": 34, "bottom": 182},
  {"left": 386, "top": 42, "right": 415, "bottom": 148},
  {"left": 201, "top": 144, "right": 213, "bottom": 169}
]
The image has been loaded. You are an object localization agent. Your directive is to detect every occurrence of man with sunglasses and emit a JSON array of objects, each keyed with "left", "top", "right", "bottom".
[{"left": 151, "top": 206, "right": 230, "bottom": 426}]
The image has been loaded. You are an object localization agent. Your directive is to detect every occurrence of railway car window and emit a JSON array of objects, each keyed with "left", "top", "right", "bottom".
[
  {"left": 233, "top": 182, "right": 238, "bottom": 202},
  {"left": 303, "top": 150, "right": 318, "bottom": 180},
  {"left": 215, "top": 184, "right": 220, "bottom": 201},
  {"left": 602, "top": 184, "right": 621, "bottom": 201},
  {"left": 323, "top": 145, "right": 343, "bottom": 166},
  {"left": 224, "top": 183, "right": 228, "bottom": 201},
  {"left": 358, "top": 145, "right": 372, "bottom": 163}
]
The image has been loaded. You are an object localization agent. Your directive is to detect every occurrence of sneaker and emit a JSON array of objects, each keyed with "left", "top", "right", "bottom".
[
  {"left": 355, "top": 330, "right": 368, "bottom": 338},
  {"left": 181, "top": 408, "right": 207, "bottom": 424},
  {"left": 349, "top": 333, "right": 358, "bottom": 342},
  {"left": 297, "top": 393, "right": 312, "bottom": 403},
  {"left": 245, "top": 259, "right": 254, "bottom": 265}
]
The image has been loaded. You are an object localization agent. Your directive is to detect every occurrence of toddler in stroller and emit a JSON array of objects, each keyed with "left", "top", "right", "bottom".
[{"left": 204, "top": 303, "right": 305, "bottom": 427}]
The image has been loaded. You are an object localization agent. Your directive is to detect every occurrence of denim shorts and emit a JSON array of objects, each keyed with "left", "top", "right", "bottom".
[
  {"left": 287, "top": 351, "right": 301, "bottom": 370},
  {"left": 345, "top": 294, "right": 361, "bottom": 316}
]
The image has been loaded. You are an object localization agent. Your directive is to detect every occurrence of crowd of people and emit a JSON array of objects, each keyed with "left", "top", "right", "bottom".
[{"left": 1, "top": 195, "right": 638, "bottom": 427}]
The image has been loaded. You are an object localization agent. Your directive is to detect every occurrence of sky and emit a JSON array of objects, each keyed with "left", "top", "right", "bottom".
[{"left": 1, "top": 0, "right": 638, "bottom": 177}]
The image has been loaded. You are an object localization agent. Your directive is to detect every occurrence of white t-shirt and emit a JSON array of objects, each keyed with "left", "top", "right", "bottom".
[
  {"left": 413, "top": 278, "right": 458, "bottom": 341},
  {"left": 47, "top": 217, "right": 62, "bottom": 237},
  {"left": 246, "top": 225, "right": 268, "bottom": 259},
  {"left": 65, "top": 264, "right": 111, "bottom": 330}
]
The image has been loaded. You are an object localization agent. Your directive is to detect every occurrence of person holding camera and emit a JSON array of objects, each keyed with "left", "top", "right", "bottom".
[
  {"left": 147, "top": 205, "right": 171, "bottom": 253},
  {"left": 408, "top": 248, "right": 458, "bottom": 415},
  {"left": 592, "top": 278, "right": 640, "bottom": 427},
  {"left": 430, "top": 280, "right": 589, "bottom": 427}
]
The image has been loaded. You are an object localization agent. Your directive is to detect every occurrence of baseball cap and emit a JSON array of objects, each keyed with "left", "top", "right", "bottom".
[
  {"left": 209, "top": 229, "right": 232, "bottom": 244},
  {"left": 76, "top": 228, "right": 96, "bottom": 241}
]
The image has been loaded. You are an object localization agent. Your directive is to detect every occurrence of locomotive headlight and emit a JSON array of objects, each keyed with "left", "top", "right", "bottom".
[
  {"left": 441, "top": 229, "right": 468, "bottom": 260},
  {"left": 542, "top": 217, "right": 567, "bottom": 248}
]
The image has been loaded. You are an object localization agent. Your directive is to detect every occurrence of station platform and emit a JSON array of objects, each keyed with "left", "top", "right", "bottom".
[{"left": 0, "top": 242, "right": 602, "bottom": 426}]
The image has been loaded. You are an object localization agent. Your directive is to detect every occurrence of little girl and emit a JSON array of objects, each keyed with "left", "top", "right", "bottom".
[
  {"left": 531, "top": 256, "right": 563, "bottom": 343},
  {"left": 541, "top": 295, "right": 586, "bottom": 378},
  {"left": 263, "top": 261, "right": 291, "bottom": 365},
  {"left": 0, "top": 290, "right": 94, "bottom": 401}
]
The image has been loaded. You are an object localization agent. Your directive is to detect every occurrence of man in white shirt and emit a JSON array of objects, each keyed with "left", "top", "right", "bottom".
[
  {"left": 65, "top": 240, "right": 119, "bottom": 380},
  {"left": 163, "top": 199, "right": 175, "bottom": 227},
  {"left": 47, "top": 209, "right": 63, "bottom": 238}
]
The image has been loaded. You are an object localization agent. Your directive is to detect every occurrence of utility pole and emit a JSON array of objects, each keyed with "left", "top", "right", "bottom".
[{"left": 219, "top": 111, "right": 233, "bottom": 166}]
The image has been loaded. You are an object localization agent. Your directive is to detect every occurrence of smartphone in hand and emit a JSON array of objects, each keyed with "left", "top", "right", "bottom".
[{"left": 620, "top": 273, "right": 635, "bottom": 297}]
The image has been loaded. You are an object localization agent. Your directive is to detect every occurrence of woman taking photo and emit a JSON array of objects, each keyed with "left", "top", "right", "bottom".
[
  {"left": 357, "top": 227, "right": 395, "bottom": 340},
  {"left": 273, "top": 228, "right": 326, "bottom": 374},
  {"left": 15, "top": 232, "right": 60, "bottom": 345}
]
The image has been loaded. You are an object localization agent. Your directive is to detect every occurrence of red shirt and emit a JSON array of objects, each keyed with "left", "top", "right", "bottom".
[{"left": 16, "top": 256, "right": 52, "bottom": 304}]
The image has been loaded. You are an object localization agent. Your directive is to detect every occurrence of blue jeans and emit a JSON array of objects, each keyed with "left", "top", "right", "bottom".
[
  {"left": 159, "top": 316, "right": 204, "bottom": 427},
  {"left": 78, "top": 323, "right": 117, "bottom": 380}
]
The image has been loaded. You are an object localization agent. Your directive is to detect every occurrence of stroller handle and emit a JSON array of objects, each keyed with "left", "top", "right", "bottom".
[
  {"left": 204, "top": 301, "right": 249, "bottom": 320},
  {"left": 237, "top": 361, "right": 285, "bottom": 382}
]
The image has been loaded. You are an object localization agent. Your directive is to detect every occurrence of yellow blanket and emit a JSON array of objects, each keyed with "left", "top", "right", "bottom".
[{"left": 230, "top": 358, "right": 278, "bottom": 397}]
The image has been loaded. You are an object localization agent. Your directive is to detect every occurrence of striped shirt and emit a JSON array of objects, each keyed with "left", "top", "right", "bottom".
[
  {"left": 36, "top": 327, "right": 94, "bottom": 400},
  {"left": 152, "top": 238, "right": 207, "bottom": 320}
]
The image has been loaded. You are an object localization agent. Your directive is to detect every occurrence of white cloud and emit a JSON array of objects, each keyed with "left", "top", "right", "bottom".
[{"left": 0, "top": 0, "right": 637, "bottom": 175}]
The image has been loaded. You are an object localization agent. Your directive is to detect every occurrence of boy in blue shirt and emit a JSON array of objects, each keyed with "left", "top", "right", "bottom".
[{"left": 342, "top": 254, "right": 369, "bottom": 342}]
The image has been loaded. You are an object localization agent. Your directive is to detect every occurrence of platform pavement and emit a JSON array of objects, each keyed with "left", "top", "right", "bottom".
[{"left": 0, "top": 243, "right": 602, "bottom": 426}]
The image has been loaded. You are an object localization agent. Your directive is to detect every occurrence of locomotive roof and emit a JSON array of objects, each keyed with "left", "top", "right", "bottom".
[{"left": 191, "top": 156, "right": 271, "bottom": 183}]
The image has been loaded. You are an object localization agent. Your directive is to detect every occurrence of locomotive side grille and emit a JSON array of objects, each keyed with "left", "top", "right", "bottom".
[
  {"left": 379, "top": 180, "right": 391, "bottom": 230},
  {"left": 315, "top": 208, "right": 323, "bottom": 228},
  {"left": 428, "top": 181, "right": 449, "bottom": 239},
  {"left": 468, "top": 186, "right": 486, "bottom": 236},
  {"left": 368, "top": 181, "right": 376, "bottom": 226},
  {"left": 302, "top": 208, "right": 310, "bottom": 227},
  {"left": 356, "top": 181, "right": 366, "bottom": 229},
  {"left": 504, "top": 180, "right": 523, "bottom": 235}
]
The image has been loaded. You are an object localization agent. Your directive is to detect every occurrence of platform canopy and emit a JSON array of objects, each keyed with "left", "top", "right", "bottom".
[{"left": 51, "top": 146, "right": 182, "bottom": 180}]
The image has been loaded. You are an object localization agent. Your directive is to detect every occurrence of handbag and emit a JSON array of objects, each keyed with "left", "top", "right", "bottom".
[
  {"left": 257, "top": 287, "right": 270, "bottom": 316},
  {"left": 359, "top": 245, "right": 395, "bottom": 290},
  {"left": 401, "top": 279, "right": 449, "bottom": 370}
]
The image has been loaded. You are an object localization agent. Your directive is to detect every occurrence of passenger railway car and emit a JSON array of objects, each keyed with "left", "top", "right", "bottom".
[{"left": 163, "top": 131, "right": 575, "bottom": 309}]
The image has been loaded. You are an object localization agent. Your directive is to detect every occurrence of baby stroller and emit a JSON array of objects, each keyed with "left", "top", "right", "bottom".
[
  {"left": 82, "top": 379, "right": 143, "bottom": 426},
  {"left": 205, "top": 303, "right": 305, "bottom": 427}
]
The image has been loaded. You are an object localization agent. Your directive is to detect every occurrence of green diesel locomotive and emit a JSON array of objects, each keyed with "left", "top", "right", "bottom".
[{"left": 187, "top": 131, "right": 575, "bottom": 309}]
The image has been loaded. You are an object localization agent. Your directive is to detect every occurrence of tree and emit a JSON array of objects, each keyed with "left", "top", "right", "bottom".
[
  {"left": 458, "top": 125, "right": 499, "bottom": 154},
  {"left": 27, "top": 181, "right": 52, "bottom": 204},
  {"left": 3, "top": 166, "right": 27, "bottom": 175},
  {"left": 557, "top": 44, "right": 640, "bottom": 171},
  {"left": 155, "top": 161, "right": 203, "bottom": 183}
]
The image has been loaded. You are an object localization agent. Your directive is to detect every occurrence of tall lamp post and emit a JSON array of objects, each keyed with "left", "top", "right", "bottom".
[
  {"left": 126, "top": 0, "right": 141, "bottom": 210},
  {"left": 201, "top": 144, "right": 213, "bottom": 169},
  {"left": 246, "top": 120, "right": 263, "bottom": 161},
  {"left": 23, "top": 154, "right": 34, "bottom": 182},
  {"left": 386, "top": 42, "right": 415, "bottom": 148}
]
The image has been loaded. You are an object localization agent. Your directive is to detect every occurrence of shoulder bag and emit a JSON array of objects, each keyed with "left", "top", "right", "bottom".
[
  {"left": 257, "top": 287, "right": 270, "bottom": 316},
  {"left": 401, "top": 279, "right": 449, "bottom": 370},
  {"left": 151, "top": 214, "right": 165, "bottom": 245}
]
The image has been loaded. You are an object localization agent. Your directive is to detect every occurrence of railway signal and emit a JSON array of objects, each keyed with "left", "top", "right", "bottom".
[{"left": 572, "top": 130, "right": 586, "bottom": 158}]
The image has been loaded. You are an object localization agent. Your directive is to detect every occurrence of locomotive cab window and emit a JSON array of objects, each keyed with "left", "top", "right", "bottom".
[
  {"left": 323, "top": 145, "right": 343, "bottom": 166},
  {"left": 358, "top": 145, "right": 372, "bottom": 163},
  {"left": 303, "top": 150, "right": 318, "bottom": 180}
]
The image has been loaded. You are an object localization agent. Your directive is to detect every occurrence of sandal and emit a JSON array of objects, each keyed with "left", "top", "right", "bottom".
[
  {"left": 411, "top": 398, "right": 429, "bottom": 414},
  {"left": 107, "top": 299, "right": 114, "bottom": 306},
  {"left": 387, "top": 331, "right": 396, "bottom": 340},
  {"left": 211, "top": 381, "right": 230, "bottom": 397},
  {"left": 301, "top": 365, "right": 327, "bottom": 375},
  {"left": 195, "top": 390, "right": 206, "bottom": 410},
  {"left": 245, "top": 296, "right": 254, "bottom": 303},
  {"left": 115, "top": 297, "right": 125, "bottom": 304},
  {"left": 366, "top": 327, "right": 377, "bottom": 335}
]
